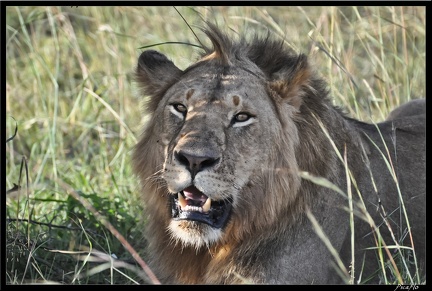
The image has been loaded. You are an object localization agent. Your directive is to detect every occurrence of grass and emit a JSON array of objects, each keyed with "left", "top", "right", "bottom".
[{"left": 5, "top": 6, "right": 426, "bottom": 284}]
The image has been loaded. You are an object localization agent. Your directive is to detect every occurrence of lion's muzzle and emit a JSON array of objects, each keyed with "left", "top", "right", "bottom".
[{"left": 171, "top": 185, "right": 232, "bottom": 229}]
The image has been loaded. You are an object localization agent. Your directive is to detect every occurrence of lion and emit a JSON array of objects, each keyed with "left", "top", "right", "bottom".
[{"left": 132, "top": 23, "right": 426, "bottom": 284}]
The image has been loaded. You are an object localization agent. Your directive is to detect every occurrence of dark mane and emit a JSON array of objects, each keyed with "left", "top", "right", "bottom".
[
  {"left": 200, "top": 23, "right": 308, "bottom": 80},
  {"left": 197, "top": 23, "right": 331, "bottom": 111}
]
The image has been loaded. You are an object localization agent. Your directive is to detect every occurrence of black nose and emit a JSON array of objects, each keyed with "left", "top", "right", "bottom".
[{"left": 174, "top": 150, "right": 220, "bottom": 178}]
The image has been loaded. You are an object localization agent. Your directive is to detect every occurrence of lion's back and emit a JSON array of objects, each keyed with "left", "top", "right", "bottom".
[{"left": 348, "top": 103, "right": 426, "bottom": 283}]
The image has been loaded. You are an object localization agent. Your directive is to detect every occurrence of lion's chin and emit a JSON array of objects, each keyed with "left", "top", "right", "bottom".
[
  {"left": 168, "top": 220, "right": 223, "bottom": 249},
  {"left": 170, "top": 186, "right": 232, "bottom": 229}
]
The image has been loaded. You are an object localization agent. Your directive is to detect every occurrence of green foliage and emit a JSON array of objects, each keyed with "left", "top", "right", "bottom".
[{"left": 5, "top": 6, "right": 425, "bottom": 284}]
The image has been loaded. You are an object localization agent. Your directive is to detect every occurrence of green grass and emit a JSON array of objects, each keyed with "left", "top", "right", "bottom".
[{"left": 5, "top": 6, "right": 425, "bottom": 284}]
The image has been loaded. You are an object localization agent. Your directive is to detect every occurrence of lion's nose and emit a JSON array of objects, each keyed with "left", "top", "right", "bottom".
[{"left": 174, "top": 150, "right": 220, "bottom": 178}]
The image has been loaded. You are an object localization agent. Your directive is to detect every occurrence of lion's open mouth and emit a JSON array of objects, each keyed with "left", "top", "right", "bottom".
[{"left": 171, "top": 186, "right": 232, "bottom": 229}]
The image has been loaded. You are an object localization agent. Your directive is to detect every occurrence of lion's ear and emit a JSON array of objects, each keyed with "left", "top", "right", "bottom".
[
  {"left": 135, "top": 50, "right": 183, "bottom": 97},
  {"left": 268, "top": 54, "right": 311, "bottom": 110}
]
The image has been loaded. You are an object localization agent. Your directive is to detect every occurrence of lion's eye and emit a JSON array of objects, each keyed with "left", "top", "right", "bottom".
[
  {"left": 169, "top": 103, "right": 187, "bottom": 120},
  {"left": 232, "top": 112, "right": 255, "bottom": 127},
  {"left": 234, "top": 112, "right": 251, "bottom": 122},
  {"left": 173, "top": 103, "right": 187, "bottom": 114}
]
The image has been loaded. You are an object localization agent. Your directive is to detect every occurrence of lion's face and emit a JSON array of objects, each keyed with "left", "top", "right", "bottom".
[
  {"left": 134, "top": 28, "right": 307, "bottom": 251},
  {"left": 154, "top": 63, "right": 282, "bottom": 248}
]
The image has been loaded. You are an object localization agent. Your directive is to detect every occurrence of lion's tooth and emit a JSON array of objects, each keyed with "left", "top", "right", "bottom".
[
  {"left": 178, "top": 193, "right": 187, "bottom": 209},
  {"left": 202, "top": 198, "right": 211, "bottom": 213}
]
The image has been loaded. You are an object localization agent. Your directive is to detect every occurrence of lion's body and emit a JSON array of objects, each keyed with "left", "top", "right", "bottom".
[{"left": 133, "top": 24, "right": 425, "bottom": 284}]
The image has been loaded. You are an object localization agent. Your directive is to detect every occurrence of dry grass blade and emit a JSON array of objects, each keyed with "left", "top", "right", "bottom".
[{"left": 138, "top": 41, "right": 201, "bottom": 50}]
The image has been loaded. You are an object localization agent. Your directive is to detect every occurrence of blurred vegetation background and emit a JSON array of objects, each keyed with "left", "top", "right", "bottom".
[{"left": 5, "top": 6, "right": 425, "bottom": 284}]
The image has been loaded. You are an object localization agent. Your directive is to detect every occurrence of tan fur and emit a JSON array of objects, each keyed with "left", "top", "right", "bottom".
[{"left": 133, "top": 23, "right": 425, "bottom": 284}]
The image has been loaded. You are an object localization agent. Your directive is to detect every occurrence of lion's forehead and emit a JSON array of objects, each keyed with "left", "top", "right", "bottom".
[
  {"left": 199, "top": 73, "right": 240, "bottom": 80},
  {"left": 180, "top": 74, "right": 260, "bottom": 90},
  {"left": 168, "top": 72, "right": 268, "bottom": 109}
]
